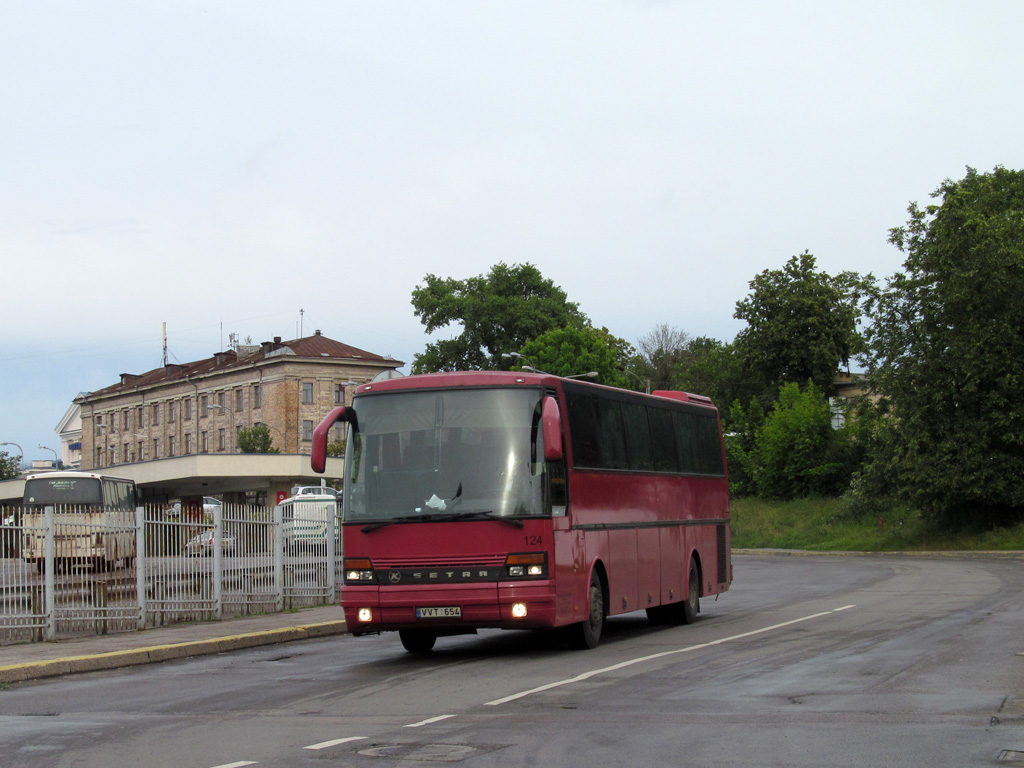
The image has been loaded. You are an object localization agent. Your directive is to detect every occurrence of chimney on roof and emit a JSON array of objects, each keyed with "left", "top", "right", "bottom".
[
  {"left": 274, "top": 336, "right": 282, "bottom": 344},
  {"left": 315, "top": 329, "right": 321, "bottom": 336}
]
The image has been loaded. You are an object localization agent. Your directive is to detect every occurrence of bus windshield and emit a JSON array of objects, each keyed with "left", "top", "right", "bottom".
[
  {"left": 344, "top": 387, "right": 547, "bottom": 524},
  {"left": 24, "top": 476, "right": 103, "bottom": 506}
]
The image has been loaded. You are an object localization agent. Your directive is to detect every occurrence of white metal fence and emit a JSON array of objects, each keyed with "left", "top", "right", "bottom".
[{"left": 0, "top": 502, "right": 341, "bottom": 645}]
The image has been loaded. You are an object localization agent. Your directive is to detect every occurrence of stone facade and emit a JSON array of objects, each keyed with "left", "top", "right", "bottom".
[{"left": 76, "top": 331, "right": 402, "bottom": 470}]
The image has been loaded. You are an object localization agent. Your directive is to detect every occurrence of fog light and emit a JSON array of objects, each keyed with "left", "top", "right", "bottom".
[
  {"left": 357, "top": 608, "right": 373, "bottom": 622},
  {"left": 511, "top": 603, "right": 528, "bottom": 618},
  {"left": 527, "top": 565, "right": 544, "bottom": 576}
]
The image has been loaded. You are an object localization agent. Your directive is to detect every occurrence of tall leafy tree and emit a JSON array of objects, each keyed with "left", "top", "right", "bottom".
[
  {"left": 734, "top": 252, "right": 868, "bottom": 402},
  {"left": 515, "top": 324, "right": 631, "bottom": 387},
  {"left": 411, "top": 262, "right": 588, "bottom": 373},
  {"left": 0, "top": 450, "right": 19, "bottom": 481},
  {"left": 863, "top": 166, "right": 1024, "bottom": 527}
]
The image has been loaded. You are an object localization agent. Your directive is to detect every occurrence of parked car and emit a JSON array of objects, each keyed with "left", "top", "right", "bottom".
[
  {"left": 169, "top": 497, "right": 223, "bottom": 519},
  {"left": 183, "top": 529, "right": 237, "bottom": 556}
]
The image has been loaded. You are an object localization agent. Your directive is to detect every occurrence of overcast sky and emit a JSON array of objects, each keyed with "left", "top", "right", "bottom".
[{"left": 2, "top": 1, "right": 1023, "bottom": 464}]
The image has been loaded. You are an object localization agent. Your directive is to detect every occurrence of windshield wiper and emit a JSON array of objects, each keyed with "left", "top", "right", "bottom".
[
  {"left": 446, "top": 510, "right": 525, "bottom": 528},
  {"left": 361, "top": 509, "right": 525, "bottom": 533}
]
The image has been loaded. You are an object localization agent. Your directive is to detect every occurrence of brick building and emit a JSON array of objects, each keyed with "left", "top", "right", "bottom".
[{"left": 76, "top": 331, "right": 403, "bottom": 470}]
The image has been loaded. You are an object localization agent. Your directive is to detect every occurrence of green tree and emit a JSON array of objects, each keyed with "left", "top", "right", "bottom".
[
  {"left": 734, "top": 252, "right": 869, "bottom": 402},
  {"left": 411, "top": 262, "right": 588, "bottom": 373},
  {"left": 863, "top": 166, "right": 1024, "bottom": 528},
  {"left": 237, "top": 424, "right": 280, "bottom": 454},
  {"left": 0, "top": 450, "right": 18, "bottom": 481},
  {"left": 750, "top": 382, "right": 856, "bottom": 500},
  {"left": 515, "top": 324, "right": 630, "bottom": 387}
]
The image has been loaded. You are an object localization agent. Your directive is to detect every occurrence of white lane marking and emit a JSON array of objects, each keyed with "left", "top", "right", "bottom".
[
  {"left": 208, "top": 762, "right": 258, "bottom": 768},
  {"left": 305, "top": 736, "right": 368, "bottom": 750},
  {"left": 486, "top": 605, "right": 856, "bottom": 706},
  {"left": 405, "top": 714, "right": 458, "bottom": 728}
]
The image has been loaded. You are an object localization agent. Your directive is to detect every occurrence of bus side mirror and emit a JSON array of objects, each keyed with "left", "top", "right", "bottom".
[
  {"left": 542, "top": 397, "right": 563, "bottom": 462},
  {"left": 311, "top": 406, "right": 353, "bottom": 473}
]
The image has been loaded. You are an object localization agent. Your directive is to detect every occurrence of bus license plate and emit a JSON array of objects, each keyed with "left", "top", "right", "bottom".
[{"left": 416, "top": 606, "right": 461, "bottom": 619}]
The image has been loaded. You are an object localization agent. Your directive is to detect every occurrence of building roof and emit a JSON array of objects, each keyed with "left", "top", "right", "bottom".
[{"left": 77, "top": 331, "right": 402, "bottom": 401}]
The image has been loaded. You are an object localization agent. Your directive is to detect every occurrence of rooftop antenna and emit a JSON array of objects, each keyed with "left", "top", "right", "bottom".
[
  {"left": 162, "top": 322, "right": 168, "bottom": 366},
  {"left": 300, "top": 308, "right": 304, "bottom": 338}
]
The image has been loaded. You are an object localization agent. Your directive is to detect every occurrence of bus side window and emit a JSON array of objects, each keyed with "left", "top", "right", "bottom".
[{"left": 673, "top": 411, "right": 702, "bottom": 474}]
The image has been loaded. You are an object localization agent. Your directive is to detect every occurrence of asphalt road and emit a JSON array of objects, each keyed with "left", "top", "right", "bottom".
[{"left": 1, "top": 553, "right": 1023, "bottom": 768}]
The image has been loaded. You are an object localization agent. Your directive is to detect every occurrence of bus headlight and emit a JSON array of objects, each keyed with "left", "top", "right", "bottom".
[
  {"left": 357, "top": 608, "right": 373, "bottom": 622},
  {"left": 344, "top": 557, "right": 375, "bottom": 583},
  {"left": 511, "top": 603, "right": 528, "bottom": 618},
  {"left": 504, "top": 552, "right": 547, "bottom": 579}
]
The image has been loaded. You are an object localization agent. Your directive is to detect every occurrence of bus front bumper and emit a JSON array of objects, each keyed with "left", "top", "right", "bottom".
[{"left": 341, "top": 581, "right": 557, "bottom": 632}]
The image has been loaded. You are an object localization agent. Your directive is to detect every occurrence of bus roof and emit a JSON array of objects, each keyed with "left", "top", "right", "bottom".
[
  {"left": 349, "top": 370, "right": 717, "bottom": 409},
  {"left": 24, "top": 471, "right": 135, "bottom": 484}
]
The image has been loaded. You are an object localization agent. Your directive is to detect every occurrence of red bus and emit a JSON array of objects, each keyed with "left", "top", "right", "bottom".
[{"left": 311, "top": 371, "right": 731, "bottom": 652}]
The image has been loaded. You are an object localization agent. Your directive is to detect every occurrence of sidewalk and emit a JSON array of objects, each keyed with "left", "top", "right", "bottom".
[{"left": 0, "top": 605, "right": 348, "bottom": 685}]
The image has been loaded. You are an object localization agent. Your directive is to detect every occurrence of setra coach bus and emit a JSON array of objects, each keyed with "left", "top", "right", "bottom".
[{"left": 311, "top": 371, "right": 731, "bottom": 652}]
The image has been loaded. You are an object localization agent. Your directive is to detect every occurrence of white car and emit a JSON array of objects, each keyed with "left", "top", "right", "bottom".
[{"left": 184, "top": 529, "right": 237, "bottom": 556}]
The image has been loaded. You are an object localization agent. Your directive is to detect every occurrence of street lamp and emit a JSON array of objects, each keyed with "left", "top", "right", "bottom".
[
  {"left": 38, "top": 444, "right": 59, "bottom": 469},
  {"left": 207, "top": 404, "right": 236, "bottom": 453},
  {"left": 501, "top": 352, "right": 549, "bottom": 374}
]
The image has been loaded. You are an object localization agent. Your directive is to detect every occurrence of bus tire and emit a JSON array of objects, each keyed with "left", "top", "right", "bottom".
[
  {"left": 682, "top": 560, "right": 700, "bottom": 625},
  {"left": 570, "top": 570, "right": 605, "bottom": 650},
  {"left": 399, "top": 629, "right": 437, "bottom": 653}
]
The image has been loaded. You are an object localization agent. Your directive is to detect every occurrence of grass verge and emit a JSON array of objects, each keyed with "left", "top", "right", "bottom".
[{"left": 730, "top": 496, "right": 1024, "bottom": 552}]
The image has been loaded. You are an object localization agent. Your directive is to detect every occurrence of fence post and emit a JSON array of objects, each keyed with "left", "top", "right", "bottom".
[
  {"left": 136, "top": 506, "right": 146, "bottom": 630},
  {"left": 325, "top": 502, "right": 336, "bottom": 605},
  {"left": 273, "top": 503, "right": 284, "bottom": 612},
  {"left": 43, "top": 506, "right": 56, "bottom": 641},
  {"left": 213, "top": 503, "right": 223, "bottom": 620}
]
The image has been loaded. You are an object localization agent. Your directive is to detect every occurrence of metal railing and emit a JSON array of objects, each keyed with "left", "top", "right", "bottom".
[{"left": 0, "top": 501, "right": 342, "bottom": 645}]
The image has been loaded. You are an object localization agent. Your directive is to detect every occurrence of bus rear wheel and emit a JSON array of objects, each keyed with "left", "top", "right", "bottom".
[
  {"left": 570, "top": 570, "right": 605, "bottom": 650},
  {"left": 682, "top": 560, "right": 700, "bottom": 624},
  {"left": 399, "top": 629, "right": 437, "bottom": 653}
]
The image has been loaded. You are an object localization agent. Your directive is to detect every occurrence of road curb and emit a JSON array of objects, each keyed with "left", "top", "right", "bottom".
[
  {"left": 0, "top": 620, "right": 348, "bottom": 684},
  {"left": 733, "top": 548, "right": 1024, "bottom": 559}
]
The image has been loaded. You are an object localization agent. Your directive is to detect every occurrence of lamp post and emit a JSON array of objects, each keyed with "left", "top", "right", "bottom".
[
  {"left": 207, "top": 404, "right": 236, "bottom": 453},
  {"left": 38, "top": 444, "right": 59, "bottom": 469},
  {"left": 501, "top": 352, "right": 548, "bottom": 374}
]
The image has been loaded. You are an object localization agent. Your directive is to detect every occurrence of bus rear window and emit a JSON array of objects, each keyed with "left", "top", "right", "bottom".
[{"left": 24, "top": 477, "right": 103, "bottom": 506}]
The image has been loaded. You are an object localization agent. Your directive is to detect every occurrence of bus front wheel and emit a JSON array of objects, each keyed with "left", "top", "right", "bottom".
[
  {"left": 570, "top": 570, "right": 605, "bottom": 650},
  {"left": 399, "top": 629, "right": 437, "bottom": 653}
]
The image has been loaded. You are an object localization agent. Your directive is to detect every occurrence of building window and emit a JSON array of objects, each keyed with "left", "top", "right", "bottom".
[
  {"left": 253, "top": 384, "right": 262, "bottom": 409},
  {"left": 95, "top": 447, "right": 103, "bottom": 467},
  {"left": 123, "top": 442, "right": 130, "bottom": 461},
  {"left": 302, "top": 420, "right": 313, "bottom": 441},
  {"left": 201, "top": 395, "right": 209, "bottom": 417},
  {"left": 137, "top": 406, "right": 144, "bottom": 428},
  {"left": 201, "top": 431, "right": 209, "bottom": 453},
  {"left": 168, "top": 401, "right": 177, "bottom": 421},
  {"left": 122, "top": 411, "right": 130, "bottom": 430},
  {"left": 185, "top": 399, "right": 192, "bottom": 420},
  {"left": 168, "top": 435, "right": 176, "bottom": 457},
  {"left": 218, "top": 429, "right": 226, "bottom": 451},
  {"left": 185, "top": 433, "right": 193, "bottom": 455},
  {"left": 108, "top": 446, "right": 116, "bottom": 465},
  {"left": 153, "top": 439, "right": 160, "bottom": 460},
  {"left": 138, "top": 441, "right": 144, "bottom": 461},
  {"left": 218, "top": 391, "right": 225, "bottom": 408},
  {"left": 152, "top": 404, "right": 160, "bottom": 426},
  {"left": 302, "top": 382, "right": 313, "bottom": 404},
  {"left": 235, "top": 388, "right": 243, "bottom": 411},
  {"left": 334, "top": 383, "right": 344, "bottom": 404}
]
